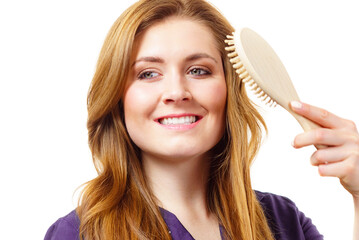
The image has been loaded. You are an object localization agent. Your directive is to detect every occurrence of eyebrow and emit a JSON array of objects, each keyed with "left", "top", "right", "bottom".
[
  {"left": 131, "top": 56, "right": 164, "bottom": 67},
  {"left": 185, "top": 53, "right": 218, "bottom": 64},
  {"left": 131, "top": 53, "right": 218, "bottom": 68}
]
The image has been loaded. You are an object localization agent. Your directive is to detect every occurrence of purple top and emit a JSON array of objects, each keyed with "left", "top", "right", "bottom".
[{"left": 44, "top": 191, "right": 324, "bottom": 240}]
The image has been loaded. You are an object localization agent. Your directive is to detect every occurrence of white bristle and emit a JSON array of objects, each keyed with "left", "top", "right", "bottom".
[
  {"left": 236, "top": 68, "right": 245, "bottom": 76},
  {"left": 243, "top": 76, "right": 251, "bottom": 82},
  {"left": 225, "top": 34, "right": 276, "bottom": 108},
  {"left": 225, "top": 46, "right": 236, "bottom": 52},
  {"left": 225, "top": 40, "right": 235, "bottom": 45},
  {"left": 254, "top": 88, "right": 262, "bottom": 94},
  {"left": 233, "top": 62, "right": 244, "bottom": 69},
  {"left": 239, "top": 71, "right": 249, "bottom": 79},
  {"left": 248, "top": 80, "right": 256, "bottom": 87},
  {"left": 270, "top": 101, "right": 277, "bottom": 107},
  {"left": 247, "top": 79, "right": 254, "bottom": 84},
  {"left": 227, "top": 52, "right": 238, "bottom": 58},
  {"left": 258, "top": 91, "right": 266, "bottom": 98},
  {"left": 230, "top": 56, "right": 241, "bottom": 64},
  {"left": 238, "top": 66, "right": 246, "bottom": 73},
  {"left": 251, "top": 83, "right": 258, "bottom": 90}
]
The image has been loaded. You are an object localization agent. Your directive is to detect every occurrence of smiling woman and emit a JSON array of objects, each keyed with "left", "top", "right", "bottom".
[
  {"left": 44, "top": 1, "right": 274, "bottom": 239},
  {"left": 43, "top": 0, "right": 359, "bottom": 240}
]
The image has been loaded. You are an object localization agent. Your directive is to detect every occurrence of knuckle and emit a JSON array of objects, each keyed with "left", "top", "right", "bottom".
[
  {"left": 310, "top": 152, "right": 317, "bottom": 165},
  {"left": 313, "top": 151, "right": 322, "bottom": 163},
  {"left": 345, "top": 155, "right": 359, "bottom": 175},
  {"left": 352, "top": 136, "right": 359, "bottom": 146},
  {"left": 345, "top": 119, "right": 357, "bottom": 131},
  {"left": 345, "top": 162, "right": 356, "bottom": 175},
  {"left": 320, "top": 108, "right": 329, "bottom": 119},
  {"left": 314, "top": 129, "right": 325, "bottom": 142},
  {"left": 352, "top": 150, "right": 359, "bottom": 160}
]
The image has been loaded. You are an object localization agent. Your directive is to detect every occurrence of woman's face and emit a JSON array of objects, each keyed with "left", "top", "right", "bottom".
[{"left": 124, "top": 17, "right": 227, "bottom": 162}]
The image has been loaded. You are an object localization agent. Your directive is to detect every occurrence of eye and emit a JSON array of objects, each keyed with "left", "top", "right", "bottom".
[
  {"left": 138, "top": 71, "right": 159, "bottom": 80},
  {"left": 188, "top": 68, "right": 211, "bottom": 76}
]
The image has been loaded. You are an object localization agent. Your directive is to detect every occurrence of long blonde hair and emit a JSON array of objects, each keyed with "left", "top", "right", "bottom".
[{"left": 77, "top": 0, "right": 274, "bottom": 239}]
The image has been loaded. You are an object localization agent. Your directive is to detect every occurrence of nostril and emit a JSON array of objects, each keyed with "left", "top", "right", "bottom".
[
  {"left": 164, "top": 98, "right": 175, "bottom": 103},
  {"left": 161, "top": 89, "right": 192, "bottom": 103}
]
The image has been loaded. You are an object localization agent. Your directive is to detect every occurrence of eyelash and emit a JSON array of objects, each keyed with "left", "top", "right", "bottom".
[
  {"left": 138, "top": 71, "right": 160, "bottom": 80},
  {"left": 188, "top": 67, "right": 211, "bottom": 76},
  {"left": 137, "top": 67, "right": 211, "bottom": 80}
]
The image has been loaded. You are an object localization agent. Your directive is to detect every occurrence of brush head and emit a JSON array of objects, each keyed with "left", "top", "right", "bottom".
[
  {"left": 225, "top": 28, "right": 323, "bottom": 137},
  {"left": 225, "top": 28, "right": 300, "bottom": 110}
]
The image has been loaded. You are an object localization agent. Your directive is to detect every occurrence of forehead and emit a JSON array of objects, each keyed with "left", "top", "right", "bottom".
[{"left": 132, "top": 17, "right": 220, "bottom": 61}]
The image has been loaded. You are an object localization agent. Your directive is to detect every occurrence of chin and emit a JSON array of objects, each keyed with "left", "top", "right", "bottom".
[
  {"left": 143, "top": 146, "right": 211, "bottom": 162},
  {"left": 165, "top": 150, "right": 206, "bottom": 160}
]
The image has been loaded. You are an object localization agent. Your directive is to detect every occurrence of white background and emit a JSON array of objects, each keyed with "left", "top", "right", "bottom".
[{"left": 0, "top": 0, "right": 358, "bottom": 239}]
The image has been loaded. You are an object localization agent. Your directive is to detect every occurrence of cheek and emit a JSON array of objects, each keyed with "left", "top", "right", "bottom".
[
  {"left": 123, "top": 83, "right": 153, "bottom": 135},
  {"left": 124, "top": 84, "right": 147, "bottom": 112},
  {"left": 211, "top": 83, "right": 227, "bottom": 132},
  {"left": 198, "top": 80, "right": 227, "bottom": 147},
  {"left": 197, "top": 80, "right": 227, "bottom": 116},
  {"left": 123, "top": 82, "right": 158, "bottom": 118},
  {"left": 123, "top": 84, "right": 150, "bottom": 149},
  {"left": 212, "top": 83, "right": 227, "bottom": 111},
  {"left": 123, "top": 81, "right": 163, "bottom": 145}
]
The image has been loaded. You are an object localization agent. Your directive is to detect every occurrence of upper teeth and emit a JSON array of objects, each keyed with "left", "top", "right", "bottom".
[{"left": 160, "top": 116, "right": 197, "bottom": 125}]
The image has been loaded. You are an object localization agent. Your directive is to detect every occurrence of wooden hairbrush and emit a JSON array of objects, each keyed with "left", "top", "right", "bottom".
[{"left": 225, "top": 28, "right": 325, "bottom": 149}]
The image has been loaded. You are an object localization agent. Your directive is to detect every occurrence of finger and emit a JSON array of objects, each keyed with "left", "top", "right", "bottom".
[
  {"left": 293, "top": 128, "right": 347, "bottom": 148},
  {"left": 290, "top": 101, "right": 347, "bottom": 129},
  {"left": 318, "top": 156, "right": 358, "bottom": 179},
  {"left": 310, "top": 146, "right": 349, "bottom": 166}
]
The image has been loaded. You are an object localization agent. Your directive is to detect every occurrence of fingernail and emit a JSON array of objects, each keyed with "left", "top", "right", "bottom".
[
  {"left": 291, "top": 101, "right": 302, "bottom": 109},
  {"left": 291, "top": 140, "right": 295, "bottom": 147}
]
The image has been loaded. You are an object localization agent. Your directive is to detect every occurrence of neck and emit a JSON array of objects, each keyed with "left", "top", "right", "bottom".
[{"left": 142, "top": 153, "right": 211, "bottom": 216}]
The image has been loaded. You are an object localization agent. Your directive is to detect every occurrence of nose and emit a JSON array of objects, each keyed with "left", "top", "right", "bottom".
[{"left": 161, "top": 74, "right": 192, "bottom": 104}]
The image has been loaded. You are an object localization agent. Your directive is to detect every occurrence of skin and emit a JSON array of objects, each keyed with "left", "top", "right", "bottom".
[
  {"left": 124, "top": 17, "right": 226, "bottom": 240},
  {"left": 291, "top": 101, "right": 359, "bottom": 239}
]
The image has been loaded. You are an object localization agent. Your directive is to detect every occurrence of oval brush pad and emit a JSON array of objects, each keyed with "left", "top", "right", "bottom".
[{"left": 225, "top": 28, "right": 320, "bottom": 133}]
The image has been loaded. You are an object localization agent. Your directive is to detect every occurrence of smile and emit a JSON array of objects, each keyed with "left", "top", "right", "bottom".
[
  {"left": 155, "top": 114, "right": 202, "bottom": 129},
  {"left": 159, "top": 116, "right": 197, "bottom": 125}
]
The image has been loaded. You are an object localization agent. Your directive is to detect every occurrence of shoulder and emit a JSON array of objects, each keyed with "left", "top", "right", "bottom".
[
  {"left": 255, "top": 190, "right": 324, "bottom": 240},
  {"left": 44, "top": 210, "right": 80, "bottom": 240},
  {"left": 255, "top": 190, "right": 298, "bottom": 213}
]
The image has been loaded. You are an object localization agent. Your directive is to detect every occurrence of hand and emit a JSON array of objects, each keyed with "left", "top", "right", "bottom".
[{"left": 290, "top": 101, "right": 359, "bottom": 198}]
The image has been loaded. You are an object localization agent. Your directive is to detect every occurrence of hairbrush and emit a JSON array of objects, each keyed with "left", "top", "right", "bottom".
[{"left": 225, "top": 28, "right": 324, "bottom": 148}]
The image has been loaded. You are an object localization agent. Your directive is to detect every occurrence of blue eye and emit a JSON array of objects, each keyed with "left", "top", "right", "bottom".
[
  {"left": 138, "top": 71, "right": 159, "bottom": 80},
  {"left": 189, "top": 68, "right": 211, "bottom": 76}
]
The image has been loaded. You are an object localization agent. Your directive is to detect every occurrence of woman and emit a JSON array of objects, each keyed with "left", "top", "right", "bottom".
[{"left": 45, "top": 0, "right": 359, "bottom": 239}]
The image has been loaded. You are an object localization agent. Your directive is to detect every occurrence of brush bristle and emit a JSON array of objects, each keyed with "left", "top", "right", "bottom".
[{"left": 225, "top": 34, "right": 277, "bottom": 107}]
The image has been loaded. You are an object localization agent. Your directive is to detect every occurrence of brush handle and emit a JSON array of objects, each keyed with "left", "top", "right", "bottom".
[
  {"left": 287, "top": 108, "right": 326, "bottom": 149},
  {"left": 291, "top": 111, "right": 320, "bottom": 132}
]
